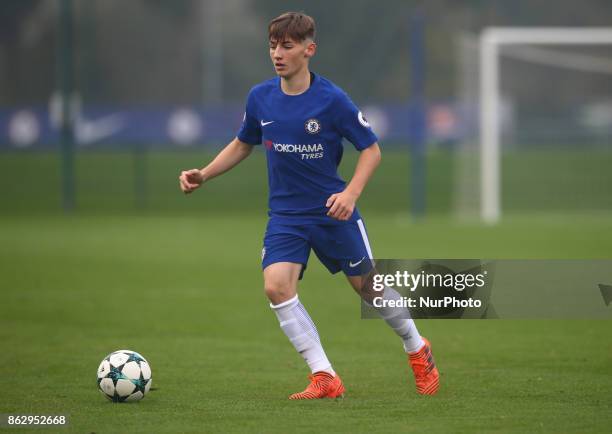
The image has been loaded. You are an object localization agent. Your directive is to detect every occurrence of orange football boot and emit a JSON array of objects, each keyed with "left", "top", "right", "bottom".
[
  {"left": 289, "top": 371, "right": 345, "bottom": 400},
  {"left": 408, "top": 337, "right": 440, "bottom": 395}
]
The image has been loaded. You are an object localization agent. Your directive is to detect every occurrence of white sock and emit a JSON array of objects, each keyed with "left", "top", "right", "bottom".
[
  {"left": 370, "top": 286, "right": 425, "bottom": 354},
  {"left": 270, "top": 295, "right": 335, "bottom": 375}
]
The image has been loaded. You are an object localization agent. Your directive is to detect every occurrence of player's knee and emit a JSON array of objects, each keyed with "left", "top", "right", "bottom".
[
  {"left": 264, "top": 280, "right": 294, "bottom": 304},
  {"left": 347, "top": 273, "right": 377, "bottom": 303}
]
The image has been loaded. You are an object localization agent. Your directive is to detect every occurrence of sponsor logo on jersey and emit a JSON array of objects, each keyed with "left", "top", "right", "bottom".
[
  {"left": 358, "top": 111, "right": 370, "bottom": 128},
  {"left": 271, "top": 143, "right": 323, "bottom": 153},
  {"left": 305, "top": 118, "right": 321, "bottom": 134},
  {"left": 264, "top": 140, "right": 324, "bottom": 160}
]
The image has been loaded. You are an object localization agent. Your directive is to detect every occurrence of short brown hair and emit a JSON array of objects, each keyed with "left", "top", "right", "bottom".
[{"left": 268, "top": 12, "right": 316, "bottom": 43}]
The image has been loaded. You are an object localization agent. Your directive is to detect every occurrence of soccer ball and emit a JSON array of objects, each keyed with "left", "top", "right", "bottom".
[{"left": 97, "top": 350, "right": 152, "bottom": 402}]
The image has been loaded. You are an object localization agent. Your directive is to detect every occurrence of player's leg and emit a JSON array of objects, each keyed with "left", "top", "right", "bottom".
[
  {"left": 346, "top": 273, "right": 424, "bottom": 353},
  {"left": 337, "top": 218, "right": 425, "bottom": 351},
  {"left": 263, "top": 261, "right": 300, "bottom": 305},
  {"left": 310, "top": 220, "right": 423, "bottom": 350},
  {"left": 346, "top": 273, "right": 439, "bottom": 394},
  {"left": 264, "top": 262, "right": 344, "bottom": 399},
  {"left": 311, "top": 219, "right": 439, "bottom": 395},
  {"left": 262, "top": 224, "right": 344, "bottom": 399}
]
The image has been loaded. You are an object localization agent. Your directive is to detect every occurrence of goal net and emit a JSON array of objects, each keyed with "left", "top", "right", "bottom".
[{"left": 454, "top": 28, "right": 612, "bottom": 223}]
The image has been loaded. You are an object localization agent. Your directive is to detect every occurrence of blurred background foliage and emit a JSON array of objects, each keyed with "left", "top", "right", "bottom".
[{"left": 2, "top": 0, "right": 612, "bottom": 106}]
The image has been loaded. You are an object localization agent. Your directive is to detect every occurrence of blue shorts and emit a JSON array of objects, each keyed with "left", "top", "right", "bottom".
[{"left": 262, "top": 218, "right": 374, "bottom": 279}]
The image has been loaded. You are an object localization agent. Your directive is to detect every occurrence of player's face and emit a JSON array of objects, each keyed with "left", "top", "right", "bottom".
[{"left": 269, "top": 37, "right": 315, "bottom": 79}]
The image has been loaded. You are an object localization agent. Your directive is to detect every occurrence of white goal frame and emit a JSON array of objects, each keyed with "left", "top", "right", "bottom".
[{"left": 479, "top": 27, "right": 612, "bottom": 223}]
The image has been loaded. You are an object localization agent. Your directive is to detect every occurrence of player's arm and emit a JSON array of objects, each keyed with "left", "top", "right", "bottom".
[
  {"left": 327, "top": 142, "right": 381, "bottom": 220},
  {"left": 179, "top": 137, "right": 254, "bottom": 194}
]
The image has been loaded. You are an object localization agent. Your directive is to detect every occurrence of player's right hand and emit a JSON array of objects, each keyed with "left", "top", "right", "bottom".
[{"left": 179, "top": 169, "right": 204, "bottom": 194}]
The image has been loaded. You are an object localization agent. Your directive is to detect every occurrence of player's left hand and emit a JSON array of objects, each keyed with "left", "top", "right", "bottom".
[{"left": 326, "top": 190, "right": 358, "bottom": 221}]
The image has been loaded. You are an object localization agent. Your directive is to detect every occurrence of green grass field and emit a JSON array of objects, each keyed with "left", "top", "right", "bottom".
[
  {"left": 2, "top": 148, "right": 612, "bottom": 215},
  {"left": 1, "top": 150, "right": 612, "bottom": 433}
]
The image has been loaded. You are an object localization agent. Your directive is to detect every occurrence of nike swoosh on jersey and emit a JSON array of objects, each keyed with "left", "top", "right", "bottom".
[
  {"left": 261, "top": 120, "right": 274, "bottom": 126},
  {"left": 349, "top": 257, "right": 366, "bottom": 268}
]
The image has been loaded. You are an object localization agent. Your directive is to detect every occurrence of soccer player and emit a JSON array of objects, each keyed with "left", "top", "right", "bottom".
[{"left": 179, "top": 11, "right": 439, "bottom": 399}]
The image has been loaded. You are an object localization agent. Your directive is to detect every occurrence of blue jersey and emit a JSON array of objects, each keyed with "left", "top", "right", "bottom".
[{"left": 237, "top": 73, "right": 378, "bottom": 225}]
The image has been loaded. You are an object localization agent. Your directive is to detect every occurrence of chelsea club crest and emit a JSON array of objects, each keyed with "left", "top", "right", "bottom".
[{"left": 305, "top": 118, "right": 321, "bottom": 134}]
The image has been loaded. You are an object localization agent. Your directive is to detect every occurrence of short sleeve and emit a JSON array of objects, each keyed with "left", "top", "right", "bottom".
[
  {"left": 237, "top": 90, "right": 262, "bottom": 145},
  {"left": 333, "top": 92, "right": 378, "bottom": 151}
]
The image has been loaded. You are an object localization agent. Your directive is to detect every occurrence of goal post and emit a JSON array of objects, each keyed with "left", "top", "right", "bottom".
[{"left": 479, "top": 27, "right": 612, "bottom": 223}]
